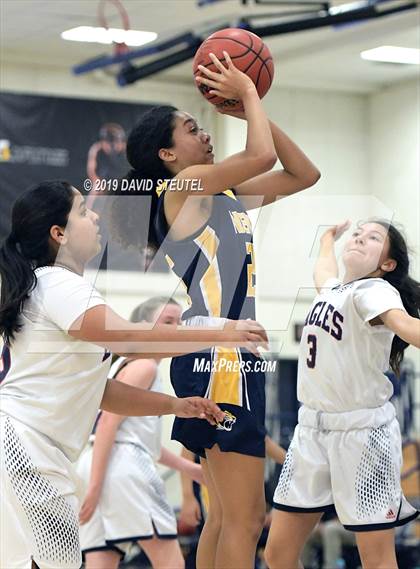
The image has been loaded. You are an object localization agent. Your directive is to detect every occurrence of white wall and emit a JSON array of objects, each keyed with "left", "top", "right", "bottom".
[{"left": 368, "top": 78, "right": 420, "bottom": 389}]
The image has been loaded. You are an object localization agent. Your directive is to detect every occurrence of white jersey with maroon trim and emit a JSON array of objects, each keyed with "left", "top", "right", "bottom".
[
  {"left": 297, "top": 277, "right": 406, "bottom": 412},
  {"left": 0, "top": 266, "right": 111, "bottom": 462}
]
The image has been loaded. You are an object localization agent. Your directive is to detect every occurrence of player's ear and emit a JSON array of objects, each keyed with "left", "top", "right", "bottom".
[
  {"left": 381, "top": 258, "right": 397, "bottom": 273},
  {"left": 158, "top": 148, "right": 177, "bottom": 163},
  {"left": 50, "top": 225, "right": 68, "bottom": 245}
]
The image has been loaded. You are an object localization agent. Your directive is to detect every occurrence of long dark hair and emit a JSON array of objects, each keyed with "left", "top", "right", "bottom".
[
  {"left": 110, "top": 105, "right": 178, "bottom": 251},
  {"left": 367, "top": 219, "right": 420, "bottom": 375},
  {"left": 0, "top": 180, "right": 75, "bottom": 344}
]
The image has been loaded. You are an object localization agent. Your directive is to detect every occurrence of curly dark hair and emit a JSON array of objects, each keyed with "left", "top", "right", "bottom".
[{"left": 110, "top": 105, "right": 178, "bottom": 251}]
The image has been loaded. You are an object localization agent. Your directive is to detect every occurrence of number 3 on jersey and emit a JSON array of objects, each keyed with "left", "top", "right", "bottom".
[
  {"left": 307, "top": 334, "right": 317, "bottom": 368},
  {"left": 0, "top": 344, "right": 11, "bottom": 383}
]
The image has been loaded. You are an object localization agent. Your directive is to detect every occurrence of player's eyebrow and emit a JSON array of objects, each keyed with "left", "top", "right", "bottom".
[
  {"left": 79, "top": 199, "right": 86, "bottom": 210},
  {"left": 183, "top": 118, "right": 197, "bottom": 127},
  {"left": 370, "top": 230, "right": 385, "bottom": 239}
]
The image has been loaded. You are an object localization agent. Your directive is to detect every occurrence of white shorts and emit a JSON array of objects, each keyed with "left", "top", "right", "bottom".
[
  {"left": 0, "top": 414, "right": 82, "bottom": 569},
  {"left": 77, "top": 442, "right": 177, "bottom": 557},
  {"left": 273, "top": 403, "right": 419, "bottom": 531}
]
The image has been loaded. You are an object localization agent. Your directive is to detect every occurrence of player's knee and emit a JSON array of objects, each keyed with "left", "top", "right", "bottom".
[
  {"left": 264, "top": 533, "right": 299, "bottom": 569},
  {"left": 264, "top": 540, "right": 286, "bottom": 569},
  {"left": 224, "top": 509, "right": 265, "bottom": 541},
  {"left": 205, "top": 511, "right": 222, "bottom": 534},
  {"left": 171, "top": 553, "right": 185, "bottom": 569},
  {"left": 358, "top": 548, "right": 397, "bottom": 569}
]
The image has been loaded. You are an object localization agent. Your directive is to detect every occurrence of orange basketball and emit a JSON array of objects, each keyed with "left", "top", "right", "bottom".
[{"left": 193, "top": 28, "right": 274, "bottom": 111}]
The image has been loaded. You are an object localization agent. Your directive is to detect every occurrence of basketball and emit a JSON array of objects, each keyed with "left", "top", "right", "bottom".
[{"left": 193, "top": 28, "right": 274, "bottom": 111}]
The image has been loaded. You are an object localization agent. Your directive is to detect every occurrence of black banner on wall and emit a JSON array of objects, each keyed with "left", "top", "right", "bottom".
[{"left": 0, "top": 91, "right": 168, "bottom": 272}]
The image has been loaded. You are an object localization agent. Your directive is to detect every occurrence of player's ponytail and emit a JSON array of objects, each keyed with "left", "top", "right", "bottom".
[
  {"left": 0, "top": 180, "right": 74, "bottom": 344},
  {"left": 374, "top": 220, "right": 420, "bottom": 375},
  {"left": 110, "top": 105, "right": 178, "bottom": 250}
]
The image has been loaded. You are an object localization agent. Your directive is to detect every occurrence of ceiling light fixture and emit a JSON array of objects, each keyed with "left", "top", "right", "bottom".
[
  {"left": 61, "top": 26, "right": 157, "bottom": 47},
  {"left": 360, "top": 46, "right": 420, "bottom": 65}
]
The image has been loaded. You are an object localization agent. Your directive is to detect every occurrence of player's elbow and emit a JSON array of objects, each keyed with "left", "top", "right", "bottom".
[
  {"left": 301, "top": 167, "right": 321, "bottom": 189},
  {"left": 255, "top": 152, "right": 277, "bottom": 174}
]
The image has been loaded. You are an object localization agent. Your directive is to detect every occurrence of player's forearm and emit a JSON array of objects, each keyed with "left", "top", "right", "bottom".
[
  {"left": 379, "top": 311, "right": 420, "bottom": 348},
  {"left": 242, "top": 89, "right": 276, "bottom": 163},
  {"left": 88, "top": 414, "right": 120, "bottom": 492},
  {"left": 100, "top": 379, "right": 177, "bottom": 416},
  {"left": 268, "top": 120, "right": 320, "bottom": 186},
  {"left": 314, "top": 236, "right": 338, "bottom": 290},
  {"left": 265, "top": 435, "right": 287, "bottom": 464},
  {"left": 159, "top": 447, "right": 201, "bottom": 479},
  {"left": 180, "top": 448, "right": 197, "bottom": 498},
  {"left": 101, "top": 326, "right": 241, "bottom": 358},
  {"left": 406, "top": 318, "right": 420, "bottom": 348}
]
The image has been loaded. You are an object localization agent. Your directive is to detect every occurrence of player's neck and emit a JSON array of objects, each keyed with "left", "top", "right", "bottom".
[
  {"left": 50, "top": 254, "right": 85, "bottom": 276},
  {"left": 343, "top": 267, "right": 384, "bottom": 284}
]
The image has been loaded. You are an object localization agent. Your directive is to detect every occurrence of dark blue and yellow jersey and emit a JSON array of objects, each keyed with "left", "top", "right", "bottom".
[{"left": 153, "top": 186, "right": 256, "bottom": 321}]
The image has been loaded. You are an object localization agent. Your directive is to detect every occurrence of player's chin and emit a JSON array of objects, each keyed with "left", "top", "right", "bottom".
[{"left": 204, "top": 152, "right": 214, "bottom": 163}]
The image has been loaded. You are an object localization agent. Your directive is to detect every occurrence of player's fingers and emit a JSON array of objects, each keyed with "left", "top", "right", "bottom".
[
  {"left": 222, "top": 50, "right": 234, "bottom": 69},
  {"left": 245, "top": 342, "right": 260, "bottom": 357},
  {"left": 208, "top": 89, "right": 227, "bottom": 97},
  {"left": 196, "top": 76, "right": 221, "bottom": 89},
  {"left": 247, "top": 331, "right": 269, "bottom": 349},
  {"left": 197, "top": 63, "right": 221, "bottom": 80},
  {"left": 209, "top": 52, "right": 229, "bottom": 72},
  {"left": 203, "top": 399, "right": 224, "bottom": 422},
  {"left": 334, "top": 219, "right": 351, "bottom": 240},
  {"left": 246, "top": 321, "right": 269, "bottom": 342}
]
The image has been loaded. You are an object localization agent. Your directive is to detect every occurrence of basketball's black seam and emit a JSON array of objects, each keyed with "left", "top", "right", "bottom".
[
  {"left": 255, "top": 56, "right": 274, "bottom": 89},
  {"left": 199, "top": 36, "right": 273, "bottom": 81},
  {"left": 243, "top": 40, "right": 264, "bottom": 75},
  {"left": 194, "top": 35, "right": 272, "bottom": 101}
]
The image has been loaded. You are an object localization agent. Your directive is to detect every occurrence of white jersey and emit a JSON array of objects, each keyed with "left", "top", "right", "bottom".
[
  {"left": 109, "top": 357, "right": 163, "bottom": 460},
  {"left": 298, "top": 277, "right": 406, "bottom": 412},
  {"left": 0, "top": 266, "right": 111, "bottom": 462}
]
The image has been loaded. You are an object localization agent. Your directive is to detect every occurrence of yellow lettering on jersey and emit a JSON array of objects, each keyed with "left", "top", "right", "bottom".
[
  {"left": 223, "top": 189, "right": 237, "bottom": 200},
  {"left": 210, "top": 347, "right": 240, "bottom": 405},
  {"left": 165, "top": 254, "right": 174, "bottom": 269},
  {"left": 165, "top": 254, "right": 192, "bottom": 307},
  {"left": 246, "top": 241, "right": 256, "bottom": 298},
  {"left": 156, "top": 179, "right": 168, "bottom": 197},
  {"left": 230, "top": 211, "right": 252, "bottom": 234},
  {"left": 194, "top": 227, "right": 222, "bottom": 317}
]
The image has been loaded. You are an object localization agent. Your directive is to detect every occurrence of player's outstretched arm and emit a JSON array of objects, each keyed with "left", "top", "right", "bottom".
[
  {"left": 69, "top": 305, "right": 268, "bottom": 358},
  {"left": 100, "top": 378, "right": 225, "bottom": 425},
  {"left": 313, "top": 221, "right": 350, "bottom": 292},
  {"left": 379, "top": 309, "right": 420, "bottom": 348},
  {"left": 158, "top": 447, "right": 203, "bottom": 485}
]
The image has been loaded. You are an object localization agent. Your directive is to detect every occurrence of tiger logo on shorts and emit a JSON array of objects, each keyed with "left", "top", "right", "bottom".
[{"left": 216, "top": 411, "right": 237, "bottom": 432}]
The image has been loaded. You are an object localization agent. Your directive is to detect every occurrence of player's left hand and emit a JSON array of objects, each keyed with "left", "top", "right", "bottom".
[
  {"left": 172, "top": 396, "right": 225, "bottom": 425},
  {"left": 179, "top": 495, "right": 202, "bottom": 528},
  {"left": 321, "top": 220, "right": 351, "bottom": 243},
  {"left": 79, "top": 487, "right": 101, "bottom": 525},
  {"left": 187, "top": 462, "right": 205, "bottom": 485}
]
